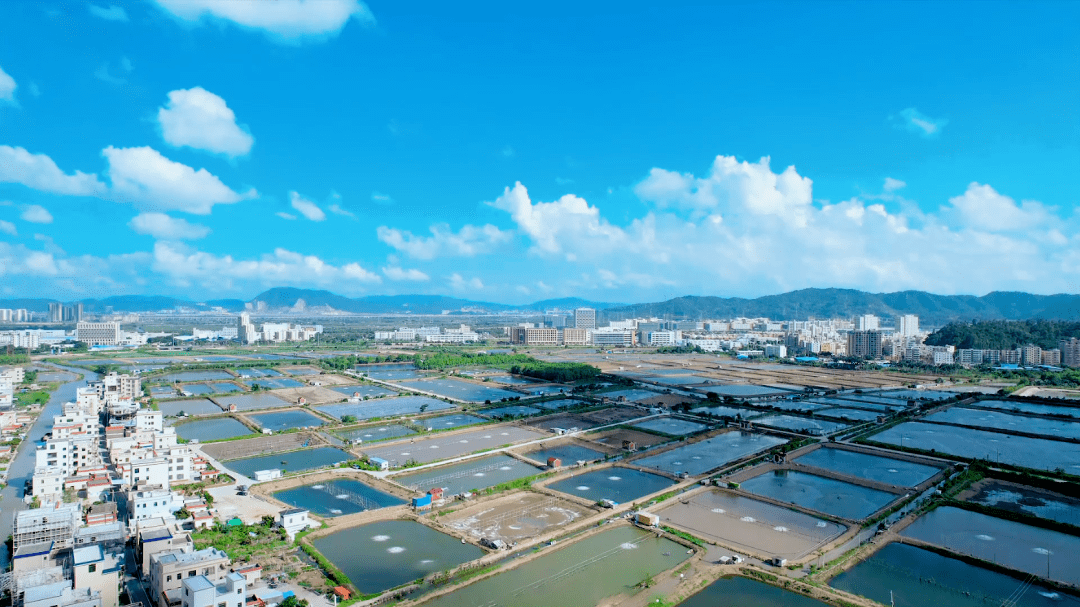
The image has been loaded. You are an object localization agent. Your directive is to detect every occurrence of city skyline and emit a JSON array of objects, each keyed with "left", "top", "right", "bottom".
[{"left": 1, "top": 1, "right": 1078, "bottom": 302}]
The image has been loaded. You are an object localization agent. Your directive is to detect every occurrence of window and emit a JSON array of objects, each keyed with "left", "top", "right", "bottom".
[
  {"left": 189, "top": 571, "right": 196, "bottom": 577},
  {"left": 88, "top": 564, "right": 96, "bottom": 573},
  {"left": 167, "top": 575, "right": 172, "bottom": 582}
]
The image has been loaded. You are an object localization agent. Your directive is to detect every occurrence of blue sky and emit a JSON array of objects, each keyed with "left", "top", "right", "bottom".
[{"left": 0, "top": 0, "right": 1077, "bottom": 303}]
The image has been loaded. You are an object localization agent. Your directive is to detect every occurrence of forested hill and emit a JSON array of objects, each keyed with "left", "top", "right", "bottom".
[{"left": 925, "top": 320, "right": 1080, "bottom": 350}]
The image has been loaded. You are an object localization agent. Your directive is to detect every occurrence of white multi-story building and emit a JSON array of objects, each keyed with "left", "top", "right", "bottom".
[
  {"left": 764, "top": 344, "right": 788, "bottom": 358},
  {"left": 573, "top": 308, "right": 596, "bottom": 330},
  {"left": 898, "top": 315, "right": 920, "bottom": 337},
  {"left": 181, "top": 573, "right": 246, "bottom": 607},
  {"left": 237, "top": 313, "right": 258, "bottom": 344},
  {"left": 646, "top": 330, "right": 681, "bottom": 346},
  {"left": 1061, "top": 338, "right": 1080, "bottom": 368},
  {"left": 561, "top": 328, "right": 589, "bottom": 346},
  {"left": 90, "top": 372, "right": 142, "bottom": 403},
  {"left": 590, "top": 330, "right": 636, "bottom": 347},
  {"left": 855, "top": 315, "right": 880, "bottom": 331},
  {"left": 129, "top": 485, "right": 186, "bottom": 522},
  {"left": 75, "top": 322, "right": 121, "bottom": 346}
]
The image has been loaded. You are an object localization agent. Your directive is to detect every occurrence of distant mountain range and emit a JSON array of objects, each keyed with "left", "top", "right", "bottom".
[{"left": 1, "top": 287, "right": 1077, "bottom": 325}]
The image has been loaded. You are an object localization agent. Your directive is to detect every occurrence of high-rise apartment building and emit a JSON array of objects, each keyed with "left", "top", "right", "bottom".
[
  {"left": 1061, "top": 338, "right": 1080, "bottom": 368},
  {"left": 573, "top": 307, "right": 596, "bottom": 330},
  {"left": 237, "top": 313, "right": 258, "bottom": 344},
  {"left": 855, "top": 315, "right": 880, "bottom": 331},
  {"left": 898, "top": 315, "right": 920, "bottom": 337},
  {"left": 846, "top": 330, "right": 883, "bottom": 359}
]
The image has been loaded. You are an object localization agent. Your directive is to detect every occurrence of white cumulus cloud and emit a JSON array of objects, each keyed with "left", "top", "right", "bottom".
[
  {"left": 88, "top": 4, "right": 129, "bottom": 21},
  {"left": 158, "top": 87, "right": 254, "bottom": 157},
  {"left": 0, "top": 220, "right": 15, "bottom": 236},
  {"left": 383, "top": 266, "right": 430, "bottom": 281},
  {"left": 129, "top": 212, "right": 211, "bottom": 240},
  {"left": 153, "top": 0, "right": 373, "bottom": 42},
  {"left": 20, "top": 205, "right": 53, "bottom": 224},
  {"left": 488, "top": 183, "right": 626, "bottom": 255},
  {"left": 376, "top": 223, "right": 510, "bottom": 259},
  {"left": 948, "top": 182, "right": 1051, "bottom": 232},
  {"left": 883, "top": 177, "right": 906, "bottom": 192},
  {"left": 151, "top": 242, "right": 381, "bottom": 289},
  {"left": 0, "top": 64, "right": 16, "bottom": 103},
  {"left": 104, "top": 146, "right": 257, "bottom": 214},
  {"left": 289, "top": 191, "right": 326, "bottom": 221},
  {"left": 0, "top": 146, "right": 107, "bottom": 196}
]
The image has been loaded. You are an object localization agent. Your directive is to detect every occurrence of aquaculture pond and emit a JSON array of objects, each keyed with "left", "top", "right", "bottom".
[
  {"left": 217, "top": 393, "right": 292, "bottom": 411},
  {"left": 421, "top": 525, "right": 690, "bottom": 607},
  {"left": 806, "top": 398, "right": 894, "bottom": 411},
  {"left": 924, "top": 407, "right": 1080, "bottom": 440},
  {"left": 329, "top": 384, "right": 398, "bottom": 398},
  {"left": 362, "top": 367, "right": 428, "bottom": 381},
  {"left": 976, "top": 399, "right": 1080, "bottom": 418},
  {"left": 966, "top": 480, "right": 1080, "bottom": 527},
  {"left": 155, "top": 371, "right": 234, "bottom": 382},
  {"left": 603, "top": 389, "right": 662, "bottom": 402},
  {"left": 871, "top": 422, "right": 1080, "bottom": 473},
  {"left": 241, "top": 378, "right": 304, "bottom": 389},
  {"left": 158, "top": 398, "right": 222, "bottom": 417},
  {"left": 522, "top": 443, "right": 607, "bottom": 465},
  {"left": 393, "top": 454, "right": 541, "bottom": 495},
  {"left": 634, "top": 431, "right": 787, "bottom": 476},
  {"left": 397, "top": 377, "right": 522, "bottom": 402},
  {"left": 680, "top": 576, "right": 829, "bottom": 607},
  {"left": 481, "top": 405, "right": 541, "bottom": 418},
  {"left": 273, "top": 479, "right": 404, "bottom": 516},
  {"left": 631, "top": 418, "right": 709, "bottom": 436},
  {"left": 533, "top": 398, "right": 582, "bottom": 410},
  {"left": 249, "top": 410, "right": 325, "bottom": 431},
  {"left": 418, "top": 413, "right": 486, "bottom": 429},
  {"left": 316, "top": 396, "right": 454, "bottom": 420},
  {"left": 793, "top": 447, "right": 941, "bottom": 487},
  {"left": 764, "top": 401, "right": 834, "bottom": 413},
  {"left": 901, "top": 506, "right": 1080, "bottom": 586},
  {"left": 338, "top": 424, "right": 417, "bottom": 443},
  {"left": 172, "top": 418, "right": 252, "bottom": 442},
  {"left": 704, "top": 384, "right": 790, "bottom": 396},
  {"left": 689, "top": 405, "right": 763, "bottom": 419},
  {"left": 180, "top": 383, "right": 214, "bottom": 395},
  {"left": 208, "top": 382, "right": 243, "bottom": 393},
  {"left": 741, "top": 469, "right": 897, "bottom": 520},
  {"left": 753, "top": 415, "right": 848, "bottom": 435},
  {"left": 880, "top": 389, "right": 956, "bottom": 401},
  {"left": 547, "top": 467, "right": 673, "bottom": 503},
  {"left": 486, "top": 375, "right": 537, "bottom": 385},
  {"left": 235, "top": 368, "right": 281, "bottom": 378},
  {"left": 313, "top": 520, "right": 484, "bottom": 595},
  {"left": 225, "top": 447, "right": 352, "bottom": 477},
  {"left": 818, "top": 408, "right": 882, "bottom": 422},
  {"left": 831, "top": 542, "right": 1079, "bottom": 607}
]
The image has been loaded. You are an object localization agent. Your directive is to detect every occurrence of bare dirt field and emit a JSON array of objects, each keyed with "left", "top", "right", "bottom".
[
  {"left": 435, "top": 491, "right": 589, "bottom": 545},
  {"left": 270, "top": 386, "right": 349, "bottom": 406},
  {"left": 587, "top": 428, "right": 672, "bottom": 450},
  {"left": 577, "top": 406, "right": 649, "bottom": 425},
  {"left": 656, "top": 487, "right": 848, "bottom": 560},
  {"left": 201, "top": 431, "right": 322, "bottom": 460}
]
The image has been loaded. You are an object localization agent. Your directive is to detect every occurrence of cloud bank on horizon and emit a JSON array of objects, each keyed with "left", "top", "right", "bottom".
[{"left": 0, "top": 2, "right": 1076, "bottom": 302}]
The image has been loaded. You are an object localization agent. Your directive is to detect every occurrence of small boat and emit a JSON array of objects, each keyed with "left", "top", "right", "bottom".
[{"left": 281, "top": 460, "right": 287, "bottom": 464}]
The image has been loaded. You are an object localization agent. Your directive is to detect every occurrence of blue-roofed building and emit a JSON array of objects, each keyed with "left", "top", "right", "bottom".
[{"left": 12, "top": 541, "right": 54, "bottom": 572}]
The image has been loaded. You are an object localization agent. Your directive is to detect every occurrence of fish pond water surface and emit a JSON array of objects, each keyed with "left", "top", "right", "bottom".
[
  {"left": 547, "top": 467, "right": 673, "bottom": 503},
  {"left": 793, "top": 447, "right": 941, "bottom": 487},
  {"left": 173, "top": 418, "right": 251, "bottom": 442},
  {"left": 313, "top": 520, "right": 484, "bottom": 595},
  {"left": 901, "top": 505, "right": 1080, "bottom": 585},
  {"left": 274, "top": 479, "right": 404, "bottom": 516},
  {"left": 226, "top": 447, "right": 351, "bottom": 477},
  {"left": 634, "top": 431, "right": 787, "bottom": 476},
  {"left": 831, "top": 542, "right": 1079, "bottom": 607},
  {"left": 420, "top": 525, "right": 689, "bottom": 607},
  {"left": 522, "top": 443, "right": 606, "bottom": 464},
  {"left": 965, "top": 480, "right": 1080, "bottom": 527},
  {"left": 679, "top": 576, "right": 829, "bottom": 607},
  {"left": 871, "top": 422, "right": 1080, "bottom": 472},
  {"left": 741, "top": 469, "right": 897, "bottom": 520}
]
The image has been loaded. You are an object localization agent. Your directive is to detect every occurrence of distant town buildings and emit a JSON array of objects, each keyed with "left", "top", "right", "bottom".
[
  {"left": 846, "top": 331, "right": 883, "bottom": 359},
  {"left": 74, "top": 322, "right": 121, "bottom": 347},
  {"left": 1062, "top": 338, "right": 1080, "bottom": 368},
  {"left": 236, "top": 313, "right": 322, "bottom": 344}
]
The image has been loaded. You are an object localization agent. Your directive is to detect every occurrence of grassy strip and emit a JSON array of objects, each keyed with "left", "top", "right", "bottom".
[
  {"left": 660, "top": 525, "right": 706, "bottom": 547},
  {"left": 299, "top": 543, "right": 354, "bottom": 589}
]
